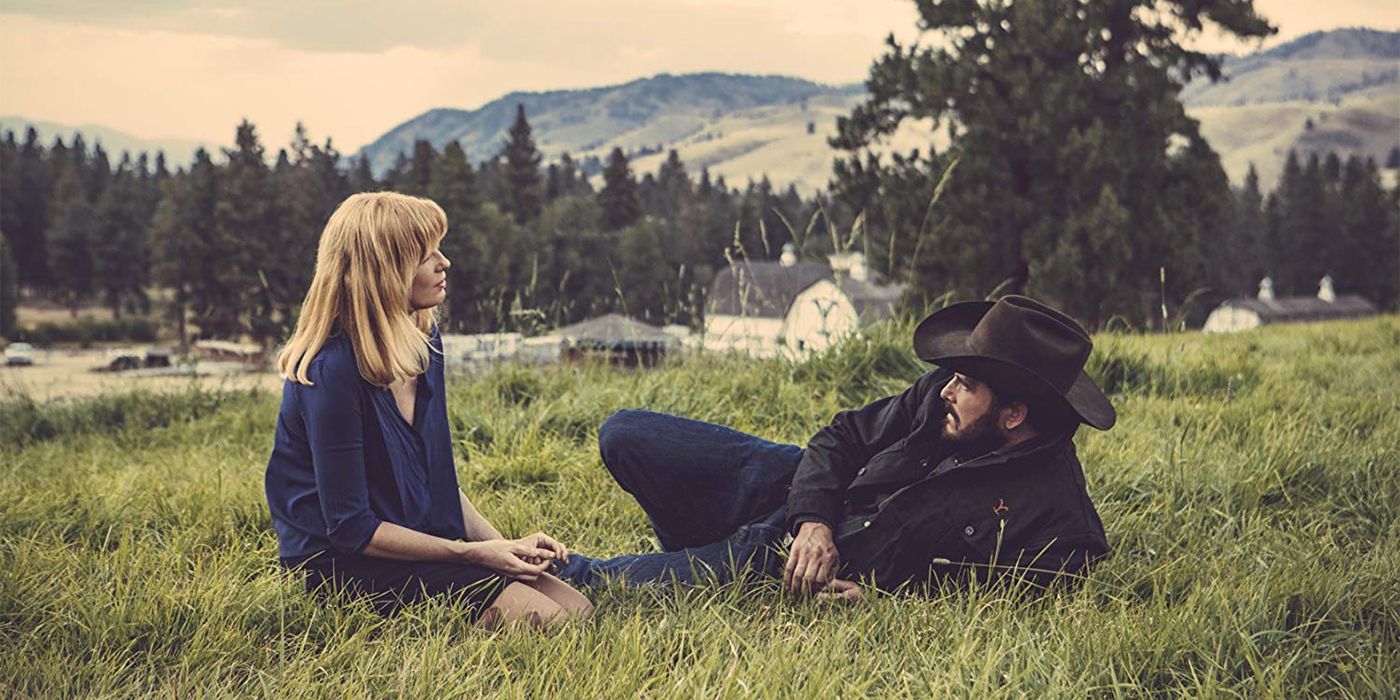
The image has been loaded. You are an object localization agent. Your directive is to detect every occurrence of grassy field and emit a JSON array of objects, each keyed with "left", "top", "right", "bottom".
[{"left": 2, "top": 315, "right": 1397, "bottom": 698}]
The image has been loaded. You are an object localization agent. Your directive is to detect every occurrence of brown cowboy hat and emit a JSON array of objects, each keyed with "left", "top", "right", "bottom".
[{"left": 913, "top": 295, "right": 1116, "bottom": 430}]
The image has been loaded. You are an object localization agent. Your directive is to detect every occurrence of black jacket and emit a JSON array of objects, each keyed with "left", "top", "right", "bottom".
[{"left": 785, "top": 368, "right": 1110, "bottom": 591}]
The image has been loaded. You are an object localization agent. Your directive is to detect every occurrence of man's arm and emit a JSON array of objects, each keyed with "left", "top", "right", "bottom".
[
  {"left": 784, "top": 368, "right": 950, "bottom": 594},
  {"left": 785, "top": 368, "right": 950, "bottom": 532}
]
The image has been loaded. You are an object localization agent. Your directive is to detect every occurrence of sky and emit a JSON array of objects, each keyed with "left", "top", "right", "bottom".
[{"left": 1, "top": 0, "right": 1397, "bottom": 153}]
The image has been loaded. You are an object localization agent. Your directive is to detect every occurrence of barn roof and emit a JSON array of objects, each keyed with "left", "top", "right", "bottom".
[
  {"left": 1218, "top": 295, "right": 1377, "bottom": 322},
  {"left": 554, "top": 313, "right": 677, "bottom": 348},
  {"left": 707, "top": 261, "right": 832, "bottom": 318},
  {"left": 844, "top": 277, "right": 905, "bottom": 321},
  {"left": 706, "top": 261, "right": 903, "bottom": 320}
]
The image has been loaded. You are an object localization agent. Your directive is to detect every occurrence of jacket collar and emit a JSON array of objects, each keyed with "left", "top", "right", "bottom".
[{"left": 931, "top": 431, "right": 1072, "bottom": 477}]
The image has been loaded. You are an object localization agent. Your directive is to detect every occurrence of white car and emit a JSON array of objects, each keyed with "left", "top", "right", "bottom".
[{"left": 4, "top": 342, "right": 35, "bottom": 366}]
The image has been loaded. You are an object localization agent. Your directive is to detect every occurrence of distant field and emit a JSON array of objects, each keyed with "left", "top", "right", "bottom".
[
  {"left": 2, "top": 316, "right": 1397, "bottom": 697},
  {"left": 1194, "top": 85, "right": 1400, "bottom": 188},
  {"left": 0, "top": 348, "right": 282, "bottom": 400}
]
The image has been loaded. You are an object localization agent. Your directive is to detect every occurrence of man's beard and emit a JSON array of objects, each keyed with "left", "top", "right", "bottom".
[{"left": 943, "top": 404, "right": 1008, "bottom": 459}]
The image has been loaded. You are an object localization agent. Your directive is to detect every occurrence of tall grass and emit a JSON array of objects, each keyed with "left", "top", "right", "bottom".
[{"left": 2, "top": 316, "right": 1397, "bottom": 697}]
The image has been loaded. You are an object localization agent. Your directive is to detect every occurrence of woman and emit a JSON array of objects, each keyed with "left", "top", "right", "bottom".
[{"left": 265, "top": 191, "right": 591, "bottom": 629}]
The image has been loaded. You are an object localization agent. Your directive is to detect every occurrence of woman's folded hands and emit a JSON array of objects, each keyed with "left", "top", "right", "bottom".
[{"left": 461, "top": 531, "right": 570, "bottom": 581}]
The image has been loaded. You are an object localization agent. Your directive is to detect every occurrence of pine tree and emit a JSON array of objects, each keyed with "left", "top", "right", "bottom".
[
  {"left": 209, "top": 121, "right": 274, "bottom": 341},
  {"left": 0, "top": 132, "right": 21, "bottom": 281},
  {"left": 598, "top": 148, "right": 641, "bottom": 231},
  {"left": 1265, "top": 151, "right": 1303, "bottom": 291},
  {"left": 428, "top": 140, "right": 492, "bottom": 329},
  {"left": 399, "top": 139, "right": 436, "bottom": 197},
  {"left": 46, "top": 165, "right": 95, "bottom": 315},
  {"left": 501, "top": 104, "right": 543, "bottom": 224},
  {"left": 150, "top": 174, "right": 192, "bottom": 349},
  {"left": 476, "top": 156, "right": 510, "bottom": 213},
  {"left": 1338, "top": 156, "right": 1399, "bottom": 309},
  {"left": 831, "top": 0, "right": 1274, "bottom": 326},
  {"left": 0, "top": 234, "right": 17, "bottom": 338},
  {"left": 268, "top": 124, "right": 345, "bottom": 339},
  {"left": 86, "top": 142, "right": 111, "bottom": 204},
  {"left": 531, "top": 195, "right": 608, "bottom": 326},
  {"left": 12, "top": 128, "right": 50, "bottom": 289},
  {"left": 545, "top": 152, "right": 591, "bottom": 201},
  {"left": 616, "top": 220, "right": 669, "bottom": 322},
  {"left": 1288, "top": 153, "right": 1333, "bottom": 295},
  {"left": 349, "top": 155, "right": 377, "bottom": 193},
  {"left": 152, "top": 150, "right": 218, "bottom": 349},
  {"left": 134, "top": 153, "right": 161, "bottom": 232},
  {"left": 1162, "top": 136, "right": 1237, "bottom": 323},
  {"left": 1234, "top": 164, "right": 1267, "bottom": 293},
  {"left": 90, "top": 154, "right": 150, "bottom": 317},
  {"left": 383, "top": 152, "right": 411, "bottom": 192}
]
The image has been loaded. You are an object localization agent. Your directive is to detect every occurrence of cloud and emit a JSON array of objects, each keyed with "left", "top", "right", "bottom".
[
  {"left": 0, "top": 2, "right": 918, "bottom": 153},
  {"left": 0, "top": 0, "right": 917, "bottom": 56},
  {"left": 0, "top": 13, "right": 484, "bottom": 151},
  {"left": 0, "top": 1, "right": 494, "bottom": 52},
  {"left": 1, "top": 0, "right": 1394, "bottom": 157}
]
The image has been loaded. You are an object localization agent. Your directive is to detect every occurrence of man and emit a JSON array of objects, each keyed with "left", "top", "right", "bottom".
[{"left": 557, "top": 295, "right": 1115, "bottom": 600}]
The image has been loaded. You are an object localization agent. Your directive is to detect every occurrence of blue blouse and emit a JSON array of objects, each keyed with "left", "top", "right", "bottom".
[{"left": 264, "top": 325, "right": 467, "bottom": 559}]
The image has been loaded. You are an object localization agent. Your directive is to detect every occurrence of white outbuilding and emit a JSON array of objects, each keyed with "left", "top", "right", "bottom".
[
  {"left": 1203, "top": 276, "right": 1378, "bottom": 333},
  {"left": 703, "top": 244, "right": 903, "bottom": 358}
]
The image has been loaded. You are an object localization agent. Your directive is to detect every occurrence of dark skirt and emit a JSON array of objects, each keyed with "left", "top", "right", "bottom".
[{"left": 283, "top": 551, "right": 508, "bottom": 619}]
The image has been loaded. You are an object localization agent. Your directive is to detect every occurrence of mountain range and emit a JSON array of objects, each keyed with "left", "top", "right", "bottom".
[
  {"left": 0, "top": 116, "right": 204, "bottom": 170},
  {"left": 358, "top": 27, "right": 1398, "bottom": 192},
  {"left": 5, "top": 28, "right": 1396, "bottom": 193}
]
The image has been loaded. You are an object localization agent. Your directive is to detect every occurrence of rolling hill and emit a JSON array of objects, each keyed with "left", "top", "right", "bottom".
[
  {"left": 360, "top": 28, "right": 1399, "bottom": 193},
  {"left": 357, "top": 74, "right": 862, "bottom": 180},
  {"left": 0, "top": 117, "right": 204, "bottom": 169},
  {"left": 1185, "top": 28, "right": 1400, "bottom": 187}
]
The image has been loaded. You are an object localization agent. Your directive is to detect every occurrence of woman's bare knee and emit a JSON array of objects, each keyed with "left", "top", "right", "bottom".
[
  {"left": 481, "top": 582, "right": 578, "bottom": 631},
  {"left": 529, "top": 574, "right": 594, "bottom": 619}
]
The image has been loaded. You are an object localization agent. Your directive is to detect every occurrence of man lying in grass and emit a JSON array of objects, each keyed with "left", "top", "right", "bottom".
[{"left": 557, "top": 295, "right": 1116, "bottom": 601}]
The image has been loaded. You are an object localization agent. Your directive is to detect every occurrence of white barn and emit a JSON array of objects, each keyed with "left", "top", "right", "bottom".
[
  {"left": 704, "top": 244, "right": 903, "bottom": 358},
  {"left": 1203, "top": 276, "right": 1378, "bottom": 333}
]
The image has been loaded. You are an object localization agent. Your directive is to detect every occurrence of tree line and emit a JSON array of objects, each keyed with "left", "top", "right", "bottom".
[{"left": 0, "top": 108, "right": 842, "bottom": 345}]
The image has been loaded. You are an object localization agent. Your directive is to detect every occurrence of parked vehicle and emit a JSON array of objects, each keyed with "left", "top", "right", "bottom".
[
  {"left": 4, "top": 342, "right": 35, "bottom": 366},
  {"left": 102, "top": 347, "right": 174, "bottom": 372}
]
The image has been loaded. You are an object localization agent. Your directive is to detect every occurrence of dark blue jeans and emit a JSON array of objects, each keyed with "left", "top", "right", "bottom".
[{"left": 556, "top": 409, "right": 803, "bottom": 587}]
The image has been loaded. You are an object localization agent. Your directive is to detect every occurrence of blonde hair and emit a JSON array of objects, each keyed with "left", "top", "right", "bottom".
[{"left": 277, "top": 191, "right": 447, "bottom": 388}]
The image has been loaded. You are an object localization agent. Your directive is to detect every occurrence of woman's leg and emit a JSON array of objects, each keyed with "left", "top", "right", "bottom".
[
  {"left": 480, "top": 582, "right": 572, "bottom": 631},
  {"left": 598, "top": 409, "right": 802, "bottom": 550},
  {"left": 300, "top": 553, "right": 521, "bottom": 622},
  {"left": 523, "top": 573, "right": 594, "bottom": 618}
]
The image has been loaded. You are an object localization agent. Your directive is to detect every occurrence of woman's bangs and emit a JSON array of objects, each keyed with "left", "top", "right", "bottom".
[{"left": 404, "top": 203, "right": 447, "bottom": 260}]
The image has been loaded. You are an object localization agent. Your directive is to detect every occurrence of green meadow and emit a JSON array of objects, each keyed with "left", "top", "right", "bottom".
[{"left": 2, "top": 316, "right": 1397, "bottom": 698}]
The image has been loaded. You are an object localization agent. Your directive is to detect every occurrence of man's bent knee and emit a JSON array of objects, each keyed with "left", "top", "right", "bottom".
[{"left": 598, "top": 409, "right": 652, "bottom": 473}]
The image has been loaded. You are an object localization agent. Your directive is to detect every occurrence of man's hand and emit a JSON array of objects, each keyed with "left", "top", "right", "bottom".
[
  {"left": 512, "top": 531, "right": 569, "bottom": 566},
  {"left": 784, "top": 521, "right": 840, "bottom": 595},
  {"left": 815, "top": 578, "right": 863, "bottom": 603}
]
